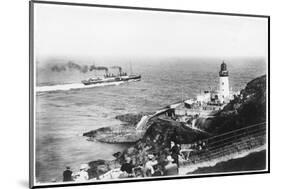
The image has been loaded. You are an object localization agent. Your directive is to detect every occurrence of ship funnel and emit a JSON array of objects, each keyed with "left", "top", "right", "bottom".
[{"left": 111, "top": 66, "right": 122, "bottom": 75}]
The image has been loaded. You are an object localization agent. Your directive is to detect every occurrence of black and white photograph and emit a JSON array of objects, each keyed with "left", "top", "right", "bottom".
[{"left": 30, "top": 1, "right": 269, "bottom": 188}]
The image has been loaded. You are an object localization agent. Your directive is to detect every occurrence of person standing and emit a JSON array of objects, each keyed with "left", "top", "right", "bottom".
[
  {"left": 120, "top": 157, "right": 134, "bottom": 177},
  {"left": 164, "top": 156, "right": 178, "bottom": 176},
  {"left": 170, "top": 141, "right": 180, "bottom": 167},
  {"left": 63, "top": 166, "right": 73, "bottom": 182},
  {"left": 144, "top": 154, "right": 158, "bottom": 177}
]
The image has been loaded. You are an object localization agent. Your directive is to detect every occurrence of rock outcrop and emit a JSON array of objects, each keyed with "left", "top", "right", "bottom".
[
  {"left": 83, "top": 113, "right": 152, "bottom": 143},
  {"left": 198, "top": 75, "right": 266, "bottom": 135}
]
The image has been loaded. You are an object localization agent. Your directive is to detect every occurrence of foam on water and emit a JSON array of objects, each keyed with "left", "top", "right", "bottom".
[
  {"left": 36, "top": 81, "right": 126, "bottom": 92},
  {"left": 36, "top": 79, "right": 142, "bottom": 93}
]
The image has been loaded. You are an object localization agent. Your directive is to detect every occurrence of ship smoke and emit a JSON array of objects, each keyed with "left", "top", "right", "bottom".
[
  {"left": 89, "top": 65, "right": 108, "bottom": 72},
  {"left": 50, "top": 61, "right": 108, "bottom": 73}
]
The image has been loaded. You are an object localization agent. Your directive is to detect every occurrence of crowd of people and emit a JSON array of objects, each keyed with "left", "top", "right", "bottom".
[
  {"left": 62, "top": 139, "right": 210, "bottom": 182},
  {"left": 118, "top": 154, "right": 178, "bottom": 178},
  {"left": 62, "top": 140, "right": 185, "bottom": 182},
  {"left": 118, "top": 140, "right": 183, "bottom": 178}
]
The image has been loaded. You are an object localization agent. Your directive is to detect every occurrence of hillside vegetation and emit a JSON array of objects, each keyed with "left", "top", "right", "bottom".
[{"left": 204, "top": 75, "right": 266, "bottom": 134}]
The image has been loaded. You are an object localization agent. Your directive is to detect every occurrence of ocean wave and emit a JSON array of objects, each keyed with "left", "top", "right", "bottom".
[{"left": 36, "top": 81, "right": 126, "bottom": 93}]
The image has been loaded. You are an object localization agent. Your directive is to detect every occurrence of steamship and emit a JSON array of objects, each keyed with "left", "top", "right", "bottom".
[{"left": 81, "top": 66, "right": 141, "bottom": 86}]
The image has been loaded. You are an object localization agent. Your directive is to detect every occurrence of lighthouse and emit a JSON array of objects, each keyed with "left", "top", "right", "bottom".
[{"left": 219, "top": 61, "right": 230, "bottom": 103}]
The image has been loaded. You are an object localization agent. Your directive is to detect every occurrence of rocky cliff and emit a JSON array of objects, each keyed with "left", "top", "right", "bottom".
[
  {"left": 84, "top": 75, "right": 267, "bottom": 179},
  {"left": 199, "top": 75, "right": 267, "bottom": 135}
]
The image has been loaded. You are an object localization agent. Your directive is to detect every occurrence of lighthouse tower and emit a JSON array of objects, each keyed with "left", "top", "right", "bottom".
[{"left": 219, "top": 61, "right": 230, "bottom": 103}]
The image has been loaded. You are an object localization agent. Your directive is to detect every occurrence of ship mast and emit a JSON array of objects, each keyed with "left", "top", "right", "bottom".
[
  {"left": 93, "top": 62, "right": 96, "bottom": 76},
  {"left": 130, "top": 62, "right": 133, "bottom": 75},
  {"left": 181, "top": 88, "right": 183, "bottom": 102}
]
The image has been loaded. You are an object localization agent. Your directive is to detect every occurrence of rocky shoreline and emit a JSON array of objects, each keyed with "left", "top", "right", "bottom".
[
  {"left": 83, "top": 112, "right": 153, "bottom": 144},
  {"left": 80, "top": 75, "right": 266, "bottom": 181},
  {"left": 83, "top": 113, "right": 210, "bottom": 179}
]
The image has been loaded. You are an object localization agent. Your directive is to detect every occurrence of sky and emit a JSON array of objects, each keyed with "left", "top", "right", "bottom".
[{"left": 34, "top": 3, "right": 268, "bottom": 62}]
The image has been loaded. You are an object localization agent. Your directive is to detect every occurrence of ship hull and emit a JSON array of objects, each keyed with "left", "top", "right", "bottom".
[
  {"left": 82, "top": 75, "right": 141, "bottom": 86},
  {"left": 122, "top": 75, "right": 141, "bottom": 81}
]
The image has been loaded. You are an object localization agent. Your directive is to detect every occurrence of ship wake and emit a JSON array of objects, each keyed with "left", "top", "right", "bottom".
[
  {"left": 36, "top": 79, "right": 141, "bottom": 93},
  {"left": 36, "top": 81, "right": 126, "bottom": 93}
]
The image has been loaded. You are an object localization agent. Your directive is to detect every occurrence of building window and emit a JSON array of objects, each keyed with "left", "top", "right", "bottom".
[{"left": 222, "top": 82, "right": 224, "bottom": 85}]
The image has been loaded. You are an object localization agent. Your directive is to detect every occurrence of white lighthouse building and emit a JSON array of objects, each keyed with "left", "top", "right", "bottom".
[
  {"left": 219, "top": 61, "right": 230, "bottom": 103},
  {"left": 196, "top": 61, "right": 234, "bottom": 105}
]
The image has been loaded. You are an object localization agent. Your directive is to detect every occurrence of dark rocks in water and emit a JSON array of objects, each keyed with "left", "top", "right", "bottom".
[{"left": 205, "top": 75, "right": 266, "bottom": 135}]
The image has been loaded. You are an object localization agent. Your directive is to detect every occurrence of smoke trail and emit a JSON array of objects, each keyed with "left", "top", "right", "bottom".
[
  {"left": 66, "top": 61, "right": 89, "bottom": 73},
  {"left": 89, "top": 65, "right": 108, "bottom": 72},
  {"left": 51, "top": 65, "right": 67, "bottom": 72},
  {"left": 50, "top": 61, "right": 108, "bottom": 73}
]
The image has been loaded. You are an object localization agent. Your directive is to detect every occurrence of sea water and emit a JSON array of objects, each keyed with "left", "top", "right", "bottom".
[{"left": 35, "top": 57, "right": 266, "bottom": 182}]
